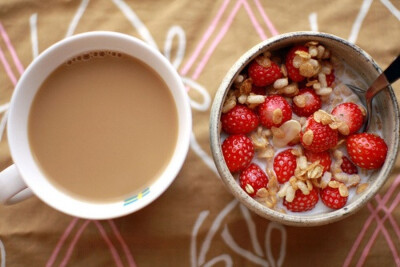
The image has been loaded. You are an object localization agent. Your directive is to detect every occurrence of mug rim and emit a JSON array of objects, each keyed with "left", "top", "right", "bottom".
[
  {"left": 7, "top": 31, "right": 192, "bottom": 219},
  {"left": 210, "top": 31, "right": 400, "bottom": 226}
]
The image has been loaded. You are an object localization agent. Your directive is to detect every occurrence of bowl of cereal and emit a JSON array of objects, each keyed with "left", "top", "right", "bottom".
[{"left": 209, "top": 31, "right": 399, "bottom": 226}]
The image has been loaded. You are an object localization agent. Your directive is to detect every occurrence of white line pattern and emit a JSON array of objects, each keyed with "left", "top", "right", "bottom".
[
  {"left": 189, "top": 132, "right": 219, "bottom": 177},
  {"left": 0, "top": 239, "right": 5, "bottom": 267},
  {"left": 308, "top": 12, "right": 318, "bottom": 32},
  {"left": 348, "top": 0, "right": 373, "bottom": 43},
  {"left": 164, "top": 26, "right": 186, "bottom": 70},
  {"left": 380, "top": 0, "right": 400, "bottom": 21},
  {"left": 191, "top": 211, "right": 209, "bottom": 267},
  {"left": 265, "top": 222, "right": 286, "bottom": 267},
  {"left": 222, "top": 225, "right": 269, "bottom": 266},
  {"left": 197, "top": 199, "right": 238, "bottom": 266},
  {"left": 65, "top": 0, "right": 90, "bottom": 38},
  {"left": 29, "top": 13, "right": 38, "bottom": 59},
  {"left": 239, "top": 204, "right": 264, "bottom": 257},
  {"left": 0, "top": 104, "right": 9, "bottom": 114},
  {"left": 203, "top": 254, "right": 232, "bottom": 267},
  {"left": 112, "top": 0, "right": 158, "bottom": 49},
  {"left": 183, "top": 77, "right": 211, "bottom": 111}
]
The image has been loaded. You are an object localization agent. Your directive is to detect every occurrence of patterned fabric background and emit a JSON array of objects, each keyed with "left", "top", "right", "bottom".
[{"left": 0, "top": 0, "right": 399, "bottom": 266}]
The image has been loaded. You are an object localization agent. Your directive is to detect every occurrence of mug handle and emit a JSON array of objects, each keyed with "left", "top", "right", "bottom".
[{"left": 0, "top": 165, "right": 33, "bottom": 205}]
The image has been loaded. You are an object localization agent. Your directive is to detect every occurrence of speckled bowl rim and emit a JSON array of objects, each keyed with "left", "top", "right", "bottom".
[{"left": 209, "top": 31, "right": 400, "bottom": 227}]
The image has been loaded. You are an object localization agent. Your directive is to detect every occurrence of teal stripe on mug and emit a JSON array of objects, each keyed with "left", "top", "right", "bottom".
[{"left": 124, "top": 187, "right": 150, "bottom": 206}]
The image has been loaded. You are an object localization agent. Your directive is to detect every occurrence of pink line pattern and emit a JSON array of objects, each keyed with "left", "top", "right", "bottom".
[
  {"left": 108, "top": 220, "right": 137, "bottom": 267},
  {"left": 361, "top": 200, "right": 400, "bottom": 265},
  {"left": 180, "top": 0, "right": 231, "bottom": 76},
  {"left": 184, "top": 0, "right": 277, "bottom": 81},
  {"left": 191, "top": 0, "right": 243, "bottom": 80},
  {"left": 94, "top": 221, "right": 124, "bottom": 267},
  {"left": 344, "top": 174, "right": 400, "bottom": 266},
  {"left": 60, "top": 220, "right": 90, "bottom": 267},
  {"left": 0, "top": 22, "right": 24, "bottom": 75},
  {"left": 242, "top": 0, "right": 267, "bottom": 40},
  {"left": 180, "top": 0, "right": 278, "bottom": 79},
  {"left": 46, "top": 218, "right": 79, "bottom": 267},
  {"left": 47, "top": 219, "right": 137, "bottom": 266},
  {"left": 377, "top": 195, "right": 400, "bottom": 241},
  {"left": 0, "top": 21, "right": 25, "bottom": 91},
  {"left": 0, "top": 46, "right": 17, "bottom": 86},
  {"left": 252, "top": 0, "right": 279, "bottom": 36}
]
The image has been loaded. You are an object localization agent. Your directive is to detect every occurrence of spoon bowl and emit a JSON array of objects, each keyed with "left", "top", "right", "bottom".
[{"left": 346, "top": 55, "right": 400, "bottom": 132}]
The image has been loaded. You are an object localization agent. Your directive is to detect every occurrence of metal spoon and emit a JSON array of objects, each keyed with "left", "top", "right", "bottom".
[{"left": 346, "top": 55, "right": 400, "bottom": 132}]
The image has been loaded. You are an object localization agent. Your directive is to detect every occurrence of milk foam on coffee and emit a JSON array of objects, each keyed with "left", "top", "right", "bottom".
[{"left": 28, "top": 50, "right": 179, "bottom": 203}]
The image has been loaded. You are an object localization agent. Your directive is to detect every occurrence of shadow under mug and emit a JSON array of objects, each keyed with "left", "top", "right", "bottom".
[{"left": 0, "top": 31, "right": 192, "bottom": 219}]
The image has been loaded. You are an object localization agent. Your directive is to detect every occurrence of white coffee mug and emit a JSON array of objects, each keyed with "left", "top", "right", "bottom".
[{"left": 0, "top": 31, "right": 192, "bottom": 219}]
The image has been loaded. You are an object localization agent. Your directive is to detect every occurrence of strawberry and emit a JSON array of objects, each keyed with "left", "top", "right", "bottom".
[
  {"left": 320, "top": 185, "right": 347, "bottom": 209},
  {"left": 221, "top": 105, "right": 259, "bottom": 134},
  {"left": 258, "top": 95, "right": 292, "bottom": 128},
  {"left": 292, "top": 88, "right": 322, "bottom": 117},
  {"left": 326, "top": 69, "right": 335, "bottom": 87},
  {"left": 248, "top": 60, "right": 282, "bottom": 87},
  {"left": 300, "top": 116, "right": 338, "bottom": 153},
  {"left": 285, "top": 45, "right": 308, "bottom": 82},
  {"left": 346, "top": 133, "right": 388, "bottom": 169},
  {"left": 222, "top": 134, "right": 254, "bottom": 173},
  {"left": 331, "top": 102, "right": 364, "bottom": 135},
  {"left": 304, "top": 150, "right": 331, "bottom": 173},
  {"left": 239, "top": 163, "right": 269, "bottom": 197},
  {"left": 273, "top": 149, "right": 297, "bottom": 183},
  {"left": 283, "top": 187, "right": 319, "bottom": 212},
  {"left": 341, "top": 156, "right": 358, "bottom": 174}
]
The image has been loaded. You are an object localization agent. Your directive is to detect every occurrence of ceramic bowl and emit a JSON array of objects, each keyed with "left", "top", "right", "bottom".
[{"left": 209, "top": 31, "right": 399, "bottom": 226}]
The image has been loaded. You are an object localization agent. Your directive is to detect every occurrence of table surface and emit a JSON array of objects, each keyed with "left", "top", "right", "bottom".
[{"left": 0, "top": 0, "right": 400, "bottom": 266}]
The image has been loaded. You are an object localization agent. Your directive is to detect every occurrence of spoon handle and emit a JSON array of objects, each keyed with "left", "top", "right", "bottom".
[
  {"left": 384, "top": 55, "right": 400, "bottom": 84},
  {"left": 365, "top": 55, "right": 400, "bottom": 101}
]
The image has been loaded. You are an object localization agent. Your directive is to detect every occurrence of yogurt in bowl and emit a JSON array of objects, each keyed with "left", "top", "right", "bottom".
[{"left": 209, "top": 31, "right": 399, "bottom": 226}]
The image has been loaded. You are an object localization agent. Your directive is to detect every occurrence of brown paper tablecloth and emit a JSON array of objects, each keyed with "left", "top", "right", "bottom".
[{"left": 0, "top": 0, "right": 400, "bottom": 266}]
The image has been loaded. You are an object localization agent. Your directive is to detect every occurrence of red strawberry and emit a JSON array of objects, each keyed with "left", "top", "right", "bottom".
[
  {"left": 326, "top": 69, "right": 335, "bottom": 87},
  {"left": 346, "top": 133, "right": 388, "bottom": 169},
  {"left": 239, "top": 163, "right": 269, "bottom": 197},
  {"left": 300, "top": 116, "right": 338, "bottom": 153},
  {"left": 320, "top": 185, "right": 347, "bottom": 209},
  {"left": 248, "top": 60, "right": 282, "bottom": 87},
  {"left": 222, "top": 134, "right": 254, "bottom": 173},
  {"left": 285, "top": 45, "right": 308, "bottom": 82},
  {"left": 292, "top": 88, "right": 322, "bottom": 117},
  {"left": 273, "top": 149, "right": 297, "bottom": 183},
  {"left": 304, "top": 150, "right": 331, "bottom": 173},
  {"left": 221, "top": 105, "right": 259, "bottom": 134},
  {"left": 258, "top": 95, "right": 292, "bottom": 128},
  {"left": 331, "top": 102, "right": 364, "bottom": 135},
  {"left": 341, "top": 156, "right": 358, "bottom": 174},
  {"left": 283, "top": 187, "right": 319, "bottom": 212}
]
